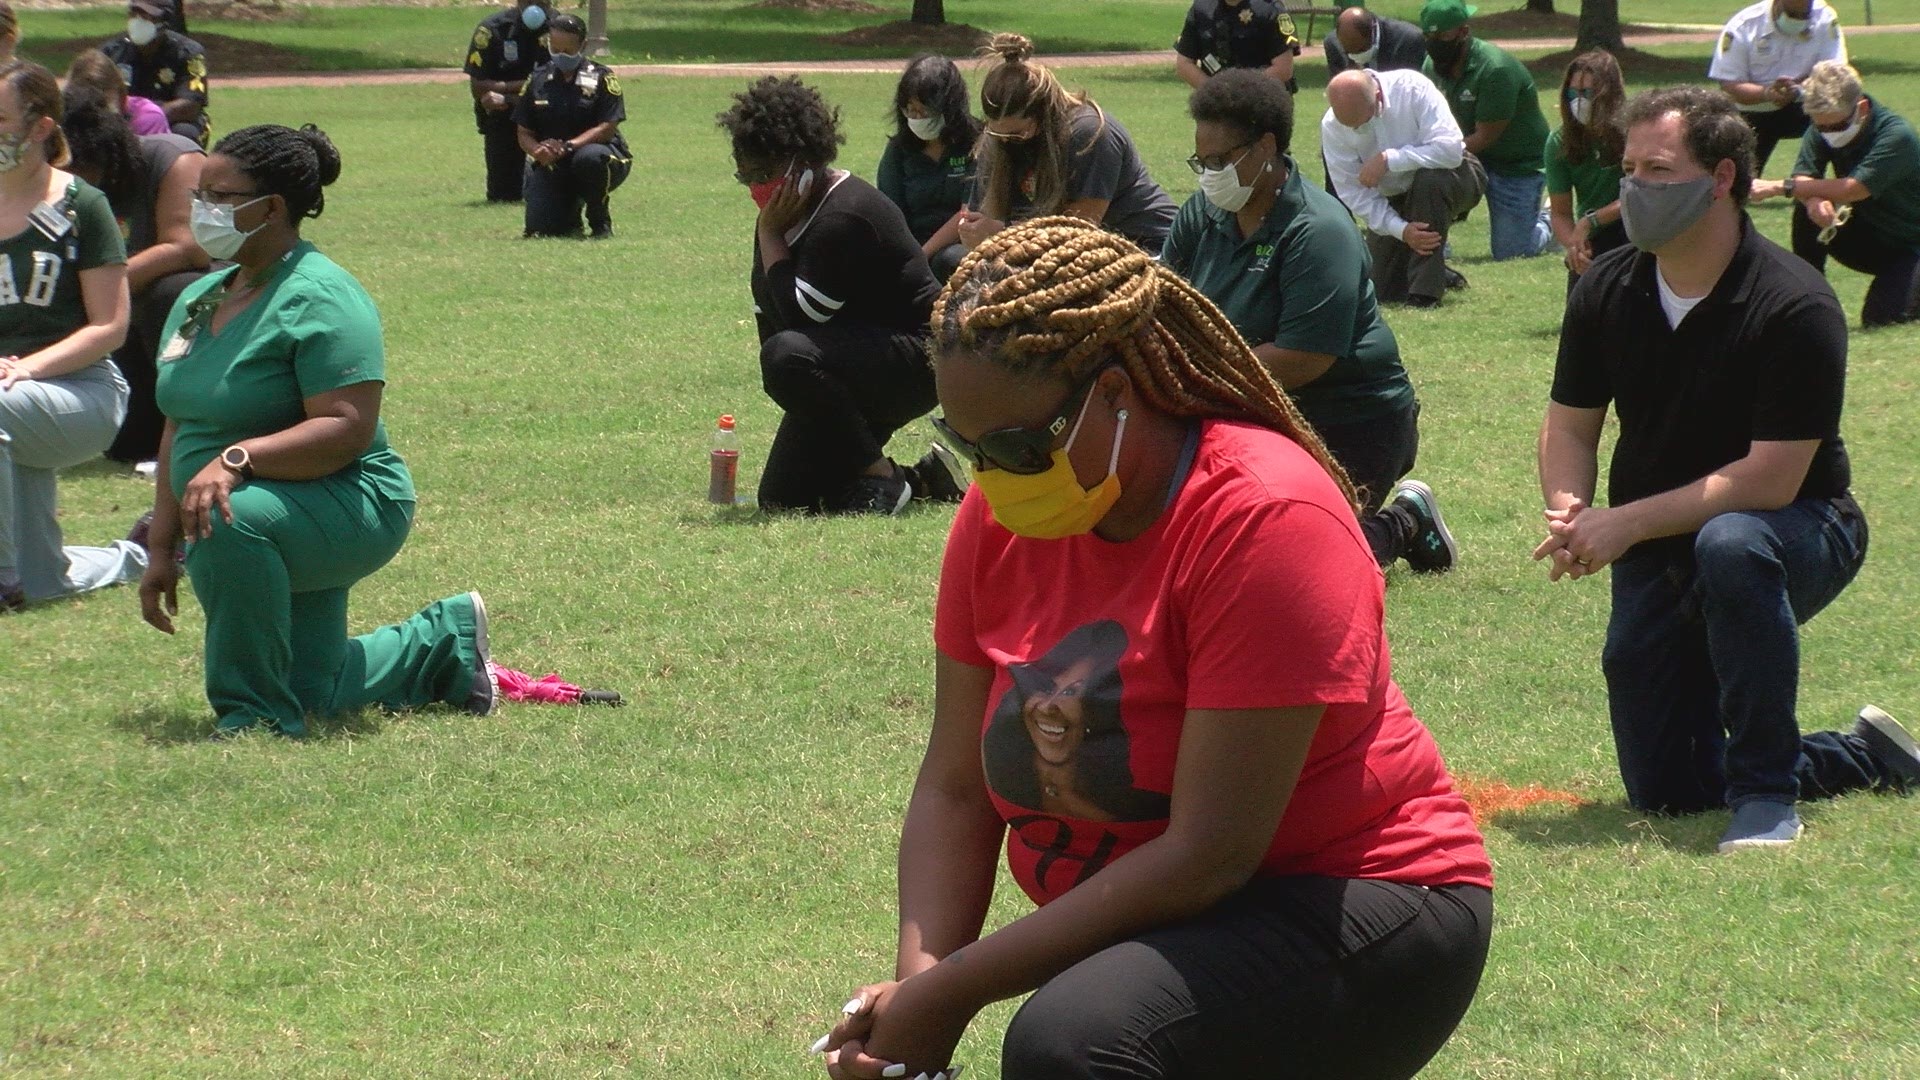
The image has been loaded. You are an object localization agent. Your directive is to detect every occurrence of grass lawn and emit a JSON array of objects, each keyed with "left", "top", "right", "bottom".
[
  {"left": 5, "top": 25, "right": 1920, "bottom": 1080},
  {"left": 8, "top": 0, "right": 1902, "bottom": 71}
]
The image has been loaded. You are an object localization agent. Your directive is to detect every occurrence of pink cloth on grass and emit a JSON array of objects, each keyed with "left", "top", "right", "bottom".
[{"left": 491, "top": 664, "right": 588, "bottom": 704}]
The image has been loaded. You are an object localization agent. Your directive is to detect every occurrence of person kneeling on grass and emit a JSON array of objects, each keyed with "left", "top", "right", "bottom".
[
  {"left": 1536, "top": 86, "right": 1920, "bottom": 853},
  {"left": 815, "top": 218, "right": 1493, "bottom": 1080},
  {"left": 716, "top": 76, "right": 965, "bottom": 516},
  {"left": 139, "top": 123, "right": 615, "bottom": 735}
]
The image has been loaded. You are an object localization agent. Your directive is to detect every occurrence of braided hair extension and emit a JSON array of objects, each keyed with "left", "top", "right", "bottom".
[
  {"left": 933, "top": 217, "right": 1358, "bottom": 510},
  {"left": 212, "top": 123, "right": 341, "bottom": 221}
]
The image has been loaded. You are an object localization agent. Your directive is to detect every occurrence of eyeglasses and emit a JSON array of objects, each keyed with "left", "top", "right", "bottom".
[
  {"left": 984, "top": 126, "right": 1035, "bottom": 143},
  {"left": 931, "top": 363, "right": 1113, "bottom": 475},
  {"left": 1812, "top": 113, "right": 1859, "bottom": 133},
  {"left": 1565, "top": 88, "right": 1596, "bottom": 101},
  {"left": 732, "top": 155, "right": 793, "bottom": 186},
  {"left": 191, "top": 187, "right": 262, "bottom": 204},
  {"left": 1186, "top": 139, "right": 1256, "bottom": 175}
]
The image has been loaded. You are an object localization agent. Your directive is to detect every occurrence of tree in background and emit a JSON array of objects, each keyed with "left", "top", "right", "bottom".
[
  {"left": 913, "top": 0, "right": 945, "bottom": 25},
  {"left": 1577, "top": 0, "right": 1624, "bottom": 51}
]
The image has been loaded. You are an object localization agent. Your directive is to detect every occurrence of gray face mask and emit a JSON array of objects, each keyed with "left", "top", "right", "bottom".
[{"left": 1618, "top": 174, "right": 1716, "bottom": 251}]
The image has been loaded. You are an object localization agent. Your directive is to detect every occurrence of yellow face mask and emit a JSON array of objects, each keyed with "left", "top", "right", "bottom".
[{"left": 973, "top": 392, "right": 1128, "bottom": 540}]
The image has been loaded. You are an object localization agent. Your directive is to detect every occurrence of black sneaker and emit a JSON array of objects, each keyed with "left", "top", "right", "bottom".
[
  {"left": 912, "top": 443, "right": 968, "bottom": 503},
  {"left": 1855, "top": 706, "right": 1920, "bottom": 790},
  {"left": 842, "top": 474, "right": 911, "bottom": 516},
  {"left": 1, "top": 579, "right": 23, "bottom": 614},
  {"left": 465, "top": 591, "right": 499, "bottom": 716},
  {"left": 1391, "top": 479, "right": 1457, "bottom": 573},
  {"left": 589, "top": 224, "right": 614, "bottom": 240},
  {"left": 1405, "top": 294, "right": 1442, "bottom": 309}
]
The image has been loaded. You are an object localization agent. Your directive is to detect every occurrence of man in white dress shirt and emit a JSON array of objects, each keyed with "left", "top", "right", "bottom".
[
  {"left": 1323, "top": 67, "right": 1485, "bottom": 307},
  {"left": 1710, "top": 0, "right": 1848, "bottom": 170}
]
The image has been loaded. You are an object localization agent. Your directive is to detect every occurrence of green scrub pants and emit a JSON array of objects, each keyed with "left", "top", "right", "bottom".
[{"left": 184, "top": 468, "right": 483, "bottom": 736}]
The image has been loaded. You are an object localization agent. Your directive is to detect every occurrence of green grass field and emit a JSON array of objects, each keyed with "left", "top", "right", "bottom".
[
  {"left": 9, "top": 0, "right": 1909, "bottom": 71},
  {"left": 5, "top": 24, "right": 1920, "bottom": 1080}
]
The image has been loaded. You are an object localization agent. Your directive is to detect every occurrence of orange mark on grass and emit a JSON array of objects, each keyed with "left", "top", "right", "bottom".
[{"left": 1456, "top": 778, "right": 1588, "bottom": 818}]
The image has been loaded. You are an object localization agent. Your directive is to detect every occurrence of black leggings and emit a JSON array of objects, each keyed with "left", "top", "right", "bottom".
[
  {"left": 1315, "top": 400, "right": 1420, "bottom": 566},
  {"left": 1790, "top": 204, "right": 1920, "bottom": 328},
  {"left": 1001, "top": 876, "right": 1493, "bottom": 1080},
  {"left": 757, "top": 323, "right": 936, "bottom": 512}
]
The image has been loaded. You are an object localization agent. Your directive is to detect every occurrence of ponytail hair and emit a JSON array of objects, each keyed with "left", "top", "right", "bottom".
[
  {"left": 0, "top": 60, "right": 71, "bottom": 167},
  {"left": 974, "top": 33, "right": 1103, "bottom": 220},
  {"left": 212, "top": 123, "right": 342, "bottom": 221}
]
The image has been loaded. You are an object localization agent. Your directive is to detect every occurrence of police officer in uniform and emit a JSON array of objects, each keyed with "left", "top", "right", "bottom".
[
  {"left": 1711, "top": 0, "right": 1848, "bottom": 170},
  {"left": 514, "top": 14, "right": 630, "bottom": 239},
  {"left": 1175, "top": 0, "right": 1302, "bottom": 94},
  {"left": 464, "top": 0, "right": 550, "bottom": 203},
  {"left": 98, "top": 0, "right": 208, "bottom": 145}
]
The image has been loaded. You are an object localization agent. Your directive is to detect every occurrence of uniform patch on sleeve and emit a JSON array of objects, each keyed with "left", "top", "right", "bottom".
[
  {"left": 473, "top": 25, "right": 492, "bottom": 48},
  {"left": 604, "top": 73, "right": 622, "bottom": 97},
  {"left": 187, "top": 56, "right": 206, "bottom": 78},
  {"left": 1721, "top": 31, "right": 1734, "bottom": 52}
]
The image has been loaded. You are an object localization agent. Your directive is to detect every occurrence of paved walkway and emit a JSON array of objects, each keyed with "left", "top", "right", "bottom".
[{"left": 223, "top": 23, "right": 1920, "bottom": 88}]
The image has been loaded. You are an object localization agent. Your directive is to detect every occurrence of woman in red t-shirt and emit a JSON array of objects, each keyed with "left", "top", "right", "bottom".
[{"left": 816, "top": 217, "right": 1493, "bottom": 1080}]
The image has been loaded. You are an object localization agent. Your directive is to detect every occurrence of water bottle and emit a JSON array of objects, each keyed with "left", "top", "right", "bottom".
[{"left": 708, "top": 414, "right": 739, "bottom": 504}]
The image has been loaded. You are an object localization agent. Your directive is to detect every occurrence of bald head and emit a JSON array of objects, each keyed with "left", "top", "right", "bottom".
[
  {"left": 1327, "top": 69, "right": 1378, "bottom": 128},
  {"left": 1335, "top": 7, "right": 1377, "bottom": 55}
]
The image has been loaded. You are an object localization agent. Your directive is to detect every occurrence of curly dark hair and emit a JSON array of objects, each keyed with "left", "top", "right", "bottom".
[
  {"left": 1617, "top": 84, "right": 1753, "bottom": 203},
  {"left": 59, "top": 88, "right": 143, "bottom": 213},
  {"left": 213, "top": 123, "right": 341, "bottom": 221},
  {"left": 715, "top": 75, "right": 844, "bottom": 166},
  {"left": 890, "top": 53, "right": 979, "bottom": 152},
  {"left": 1188, "top": 67, "right": 1294, "bottom": 154}
]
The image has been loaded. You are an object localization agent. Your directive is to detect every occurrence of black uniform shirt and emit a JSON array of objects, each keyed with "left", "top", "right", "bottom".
[
  {"left": 513, "top": 60, "right": 627, "bottom": 151},
  {"left": 99, "top": 31, "right": 208, "bottom": 131},
  {"left": 1552, "top": 216, "right": 1852, "bottom": 557},
  {"left": 750, "top": 175, "right": 940, "bottom": 341},
  {"left": 464, "top": 8, "right": 551, "bottom": 86},
  {"left": 1175, "top": 0, "right": 1301, "bottom": 79},
  {"left": 1322, "top": 15, "right": 1429, "bottom": 73}
]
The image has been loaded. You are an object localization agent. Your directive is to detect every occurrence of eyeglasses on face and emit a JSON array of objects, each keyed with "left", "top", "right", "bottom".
[
  {"left": 1186, "top": 139, "right": 1256, "bottom": 175},
  {"left": 931, "top": 363, "right": 1114, "bottom": 475},
  {"left": 191, "top": 187, "right": 263, "bottom": 204},
  {"left": 1565, "top": 87, "right": 1596, "bottom": 101}
]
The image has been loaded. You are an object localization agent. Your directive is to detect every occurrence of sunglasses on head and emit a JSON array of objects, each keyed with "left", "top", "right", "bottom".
[{"left": 932, "top": 363, "right": 1114, "bottom": 475}]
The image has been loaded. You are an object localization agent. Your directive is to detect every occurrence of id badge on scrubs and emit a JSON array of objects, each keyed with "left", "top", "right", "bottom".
[{"left": 159, "top": 328, "right": 195, "bottom": 363}]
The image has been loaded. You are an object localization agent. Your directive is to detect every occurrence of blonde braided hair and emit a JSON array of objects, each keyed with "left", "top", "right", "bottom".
[{"left": 934, "top": 217, "right": 1357, "bottom": 510}]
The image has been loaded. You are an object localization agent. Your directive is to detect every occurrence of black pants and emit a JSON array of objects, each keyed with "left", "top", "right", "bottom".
[
  {"left": 477, "top": 108, "right": 525, "bottom": 203},
  {"left": 1742, "top": 104, "right": 1809, "bottom": 173},
  {"left": 1566, "top": 221, "right": 1630, "bottom": 295},
  {"left": 1316, "top": 399, "right": 1420, "bottom": 567},
  {"left": 1790, "top": 203, "right": 1920, "bottom": 327},
  {"left": 928, "top": 242, "right": 966, "bottom": 284},
  {"left": 523, "top": 144, "right": 632, "bottom": 237},
  {"left": 758, "top": 323, "right": 937, "bottom": 512},
  {"left": 1001, "top": 876, "right": 1493, "bottom": 1080},
  {"left": 1367, "top": 157, "right": 1487, "bottom": 303},
  {"left": 108, "top": 268, "right": 212, "bottom": 462}
]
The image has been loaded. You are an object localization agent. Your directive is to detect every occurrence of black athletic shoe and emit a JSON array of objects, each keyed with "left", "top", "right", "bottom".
[
  {"left": 1855, "top": 706, "right": 1920, "bottom": 790},
  {"left": 589, "top": 224, "right": 614, "bottom": 240},
  {"left": 842, "top": 474, "right": 911, "bottom": 516},
  {"left": 1406, "top": 294, "right": 1442, "bottom": 309},
  {"left": 912, "top": 443, "right": 968, "bottom": 503},
  {"left": 1390, "top": 479, "right": 1457, "bottom": 573}
]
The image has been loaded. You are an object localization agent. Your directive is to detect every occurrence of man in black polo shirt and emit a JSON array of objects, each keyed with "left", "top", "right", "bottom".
[
  {"left": 1537, "top": 86, "right": 1918, "bottom": 853},
  {"left": 465, "top": 0, "right": 551, "bottom": 203},
  {"left": 1323, "top": 6, "right": 1427, "bottom": 74},
  {"left": 98, "top": 0, "right": 207, "bottom": 145},
  {"left": 1175, "top": 0, "right": 1302, "bottom": 94}
]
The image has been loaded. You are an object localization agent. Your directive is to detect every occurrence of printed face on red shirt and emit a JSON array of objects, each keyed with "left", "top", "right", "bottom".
[{"left": 1022, "top": 655, "right": 1096, "bottom": 766}]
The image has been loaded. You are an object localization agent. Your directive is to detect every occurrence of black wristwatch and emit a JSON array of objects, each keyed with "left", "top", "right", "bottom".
[
  {"left": 1784, "top": 176, "right": 1798, "bottom": 198},
  {"left": 220, "top": 444, "right": 254, "bottom": 481}
]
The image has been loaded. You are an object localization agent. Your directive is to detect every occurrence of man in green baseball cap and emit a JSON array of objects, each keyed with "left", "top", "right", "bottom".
[{"left": 1420, "top": 0, "right": 1553, "bottom": 260}]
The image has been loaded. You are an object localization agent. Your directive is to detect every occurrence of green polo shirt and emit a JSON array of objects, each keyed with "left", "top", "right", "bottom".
[
  {"left": 876, "top": 134, "right": 974, "bottom": 244},
  {"left": 154, "top": 241, "right": 414, "bottom": 504},
  {"left": 1792, "top": 95, "right": 1920, "bottom": 247},
  {"left": 1424, "top": 38, "right": 1549, "bottom": 177},
  {"left": 1161, "top": 157, "right": 1413, "bottom": 428},
  {"left": 1544, "top": 126, "right": 1625, "bottom": 218},
  {"left": 1, "top": 179, "right": 125, "bottom": 360}
]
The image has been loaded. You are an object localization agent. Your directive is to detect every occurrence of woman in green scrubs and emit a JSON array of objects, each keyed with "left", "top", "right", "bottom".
[{"left": 138, "top": 123, "right": 495, "bottom": 736}]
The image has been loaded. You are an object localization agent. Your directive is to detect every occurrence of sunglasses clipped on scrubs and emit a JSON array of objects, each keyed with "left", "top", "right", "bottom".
[{"left": 932, "top": 362, "right": 1115, "bottom": 475}]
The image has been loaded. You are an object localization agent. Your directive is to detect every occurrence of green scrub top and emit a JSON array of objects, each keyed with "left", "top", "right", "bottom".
[
  {"left": 1162, "top": 157, "right": 1414, "bottom": 428},
  {"left": 154, "top": 241, "right": 415, "bottom": 504},
  {"left": 1792, "top": 95, "right": 1920, "bottom": 247},
  {"left": 0, "top": 179, "right": 126, "bottom": 360},
  {"left": 1544, "top": 126, "right": 1625, "bottom": 218},
  {"left": 1425, "top": 38, "right": 1549, "bottom": 177},
  {"left": 876, "top": 134, "right": 974, "bottom": 244}
]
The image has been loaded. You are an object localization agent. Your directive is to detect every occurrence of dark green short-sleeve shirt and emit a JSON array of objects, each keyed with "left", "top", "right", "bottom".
[
  {"left": 0, "top": 178, "right": 126, "bottom": 360},
  {"left": 1162, "top": 158, "right": 1413, "bottom": 427},
  {"left": 1544, "top": 127, "right": 1625, "bottom": 218},
  {"left": 876, "top": 135, "right": 974, "bottom": 244},
  {"left": 155, "top": 241, "right": 415, "bottom": 503},
  {"left": 1425, "top": 38, "right": 1549, "bottom": 177},
  {"left": 1792, "top": 96, "right": 1920, "bottom": 247}
]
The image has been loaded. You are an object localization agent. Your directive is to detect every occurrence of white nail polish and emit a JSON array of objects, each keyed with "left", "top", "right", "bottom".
[
  {"left": 882, "top": 1065, "right": 908, "bottom": 1078},
  {"left": 808, "top": 1034, "right": 830, "bottom": 1054},
  {"left": 842, "top": 996, "right": 864, "bottom": 1015}
]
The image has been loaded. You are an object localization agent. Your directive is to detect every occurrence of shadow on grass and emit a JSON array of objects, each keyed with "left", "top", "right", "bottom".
[
  {"left": 111, "top": 705, "right": 389, "bottom": 745},
  {"left": 1488, "top": 799, "right": 1724, "bottom": 854}
]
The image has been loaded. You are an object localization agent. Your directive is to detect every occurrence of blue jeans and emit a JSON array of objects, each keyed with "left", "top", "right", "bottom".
[
  {"left": 1601, "top": 498, "right": 1889, "bottom": 813},
  {"left": 1483, "top": 171, "right": 1552, "bottom": 261}
]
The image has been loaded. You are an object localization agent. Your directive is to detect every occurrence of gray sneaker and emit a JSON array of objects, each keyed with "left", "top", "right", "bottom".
[
  {"left": 1390, "top": 479, "right": 1457, "bottom": 573},
  {"left": 465, "top": 591, "right": 499, "bottom": 716},
  {"left": 1718, "top": 800, "right": 1803, "bottom": 853},
  {"left": 1854, "top": 706, "right": 1920, "bottom": 790}
]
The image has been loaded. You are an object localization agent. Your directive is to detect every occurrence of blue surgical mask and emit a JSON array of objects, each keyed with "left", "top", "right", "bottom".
[
  {"left": 551, "top": 51, "right": 582, "bottom": 75},
  {"left": 521, "top": 4, "right": 548, "bottom": 31}
]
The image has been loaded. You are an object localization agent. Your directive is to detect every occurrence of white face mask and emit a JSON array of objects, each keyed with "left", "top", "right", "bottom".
[
  {"left": 907, "top": 114, "right": 944, "bottom": 141},
  {"left": 1821, "top": 110, "right": 1865, "bottom": 148},
  {"left": 1775, "top": 12, "right": 1809, "bottom": 34},
  {"left": 190, "top": 195, "right": 270, "bottom": 260},
  {"left": 1569, "top": 97, "right": 1593, "bottom": 126},
  {"left": 1197, "top": 148, "right": 1260, "bottom": 213},
  {"left": 127, "top": 16, "right": 159, "bottom": 46},
  {"left": 1349, "top": 45, "right": 1377, "bottom": 66}
]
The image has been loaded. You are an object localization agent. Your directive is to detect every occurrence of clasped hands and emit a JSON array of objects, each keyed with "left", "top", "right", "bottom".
[
  {"left": 0, "top": 355, "right": 33, "bottom": 390},
  {"left": 809, "top": 976, "right": 974, "bottom": 1080},
  {"left": 529, "top": 139, "right": 574, "bottom": 167},
  {"left": 1531, "top": 499, "right": 1636, "bottom": 582}
]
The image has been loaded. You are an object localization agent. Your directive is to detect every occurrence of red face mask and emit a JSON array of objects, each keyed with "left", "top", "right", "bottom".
[{"left": 749, "top": 176, "right": 787, "bottom": 210}]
